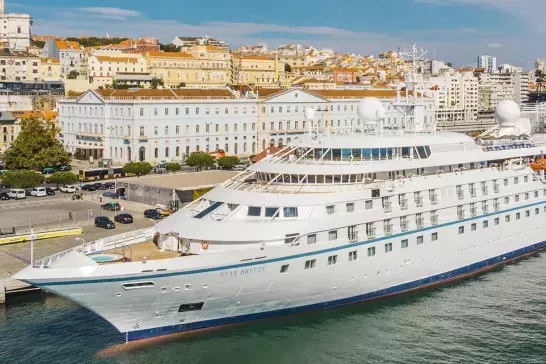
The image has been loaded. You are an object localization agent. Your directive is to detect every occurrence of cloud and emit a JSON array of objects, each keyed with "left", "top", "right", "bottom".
[
  {"left": 77, "top": 7, "right": 141, "bottom": 20},
  {"left": 488, "top": 42, "right": 502, "bottom": 48}
]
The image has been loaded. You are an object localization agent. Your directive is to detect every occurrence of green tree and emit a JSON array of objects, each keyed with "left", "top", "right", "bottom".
[
  {"left": 123, "top": 161, "right": 152, "bottom": 177},
  {"left": 67, "top": 70, "right": 79, "bottom": 79},
  {"left": 284, "top": 63, "right": 292, "bottom": 73},
  {"left": 217, "top": 156, "right": 240, "bottom": 170},
  {"left": 178, "top": 82, "right": 186, "bottom": 88},
  {"left": 446, "top": 62, "right": 453, "bottom": 68},
  {"left": 33, "top": 40, "right": 45, "bottom": 48},
  {"left": 4, "top": 118, "right": 70, "bottom": 170},
  {"left": 2, "top": 170, "right": 45, "bottom": 188},
  {"left": 160, "top": 43, "right": 181, "bottom": 52},
  {"left": 186, "top": 153, "right": 214, "bottom": 171},
  {"left": 65, "top": 37, "right": 127, "bottom": 48},
  {"left": 165, "top": 162, "right": 182, "bottom": 172},
  {"left": 47, "top": 171, "right": 78, "bottom": 187},
  {"left": 150, "top": 77, "right": 164, "bottom": 89}
]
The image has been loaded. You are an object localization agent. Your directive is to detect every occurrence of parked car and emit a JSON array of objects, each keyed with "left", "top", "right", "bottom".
[
  {"left": 0, "top": 192, "right": 9, "bottom": 200},
  {"left": 45, "top": 187, "right": 55, "bottom": 196},
  {"left": 58, "top": 165, "right": 71, "bottom": 171},
  {"left": 81, "top": 184, "right": 97, "bottom": 192},
  {"left": 102, "top": 201, "right": 121, "bottom": 211},
  {"left": 114, "top": 213, "right": 133, "bottom": 224},
  {"left": 94, "top": 216, "right": 115, "bottom": 229},
  {"left": 8, "top": 189, "right": 26, "bottom": 199},
  {"left": 42, "top": 167, "right": 56, "bottom": 174},
  {"left": 144, "top": 209, "right": 164, "bottom": 220},
  {"left": 30, "top": 187, "right": 47, "bottom": 197},
  {"left": 60, "top": 185, "right": 76, "bottom": 193},
  {"left": 93, "top": 183, "right": 108, "bottom": 190},
  {"left": 104, "top": 182, "right": 115, "bottom": 189}
]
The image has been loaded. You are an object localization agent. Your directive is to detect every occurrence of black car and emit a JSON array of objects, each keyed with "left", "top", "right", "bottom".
[
  {"left": 58, "top": 165, "right": 72, "bottom": 171},
  {"left": 101, "top": 202, "right": 121, "bottom": 211},
  {"left": 144, "top": 209, "right": 164, "bottom": 220},
  {"left": 81, "top": 184, "right": 97, "bottom": 191},
  {"left": 114, "top": 213, "right": 133, "bottom": 224},
  {"left": 0, "top": 192, "right": 9, "bottom": 200},
  {"left": 93, "top": 183, "right": 108, "bottom": 190},
  {"left": 45, "top": 187, "right": 55, "bottom": 196},
  {"left": 104, "top": 182, "right": 115, "bottom": 189},
  {"left": 94, "top": 216, "right": 115, "bottom": 229}
]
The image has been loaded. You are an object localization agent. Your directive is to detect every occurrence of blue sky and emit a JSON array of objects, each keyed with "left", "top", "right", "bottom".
[{"left": 10, "top": 0, "right": 545, "bottom": 68}]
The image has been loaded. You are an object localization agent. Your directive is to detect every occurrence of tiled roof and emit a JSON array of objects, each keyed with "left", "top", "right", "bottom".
[
  {"left": 251, "top": 146, "right": 284, "bottom": 163},
  {"left": 312, "top": 89, "right": 414, "bottom": 99},
  {"left": 94, "top": 55, "right": 141, "bottom": 63},
  {"left": 0, "top": 49, "right": 38, "bottom": 58},
  {"left": 255, "top": 88, "right": 284, "bottom": 98},
  {"left": 12, "top": 110, "right": 58, "bottom": 120},
  {"left": 145, "top": 51, "right": 193, "bottom": 58},
  {"left": 95, "top": 88, "right": 235, "bottom": 99},
  {"left": 55, "top": 40, "right": 83, "bottom": 51}
]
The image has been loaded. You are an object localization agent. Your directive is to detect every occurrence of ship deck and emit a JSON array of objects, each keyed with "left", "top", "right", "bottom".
[{"left": 104, "top": 241, "right": 181, "bottom": 262}]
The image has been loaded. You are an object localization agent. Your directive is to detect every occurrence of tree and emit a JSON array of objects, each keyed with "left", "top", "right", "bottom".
[
  {"left": 4, "top": 118, "right": 71, "bottom": 171},
  {"left": 217, "top": 156, "right": 240, "bottom": 170},
  {"left": 178, "top": 82, "right": 186, "bottom": 88},
  {"left": 2, "top": 170, "right": 45, "bottom": 188},
  {"left": 123, "top": 161, "right": 152, "bottom": 177},
  {"left": 65, "top": 37, "right": 127, "bottom": 48},
  {"left": 33, "top": 40, "right": 45, "bottom": 48},
  {"left": 67, "top": 70, "right": 79, "bottom": 79},
  {"left": 150, "top": 77, "right": 164, "bottom": 89},
  {"left": 446, "top": 62, "right": 453, "bottom": 68},
  {"left": 186, "top": 153, "right": 214, "bottom": 171},
  {"left": 165, "top": 162, "right": 182, "bottom": 173},
  {"left": 47, "top": 171, "right": 78, "bottom": 187},
  {"left": 160, "top": 43, "right": 181, "bottom": 52},
  {"left": 284, "top": 63, "right": 292, "bottom": 73}
]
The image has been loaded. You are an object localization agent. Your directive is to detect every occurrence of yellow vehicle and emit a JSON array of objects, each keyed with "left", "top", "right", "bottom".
[{"left": 155, "top": 204, "right": 173, "bottom": 216}]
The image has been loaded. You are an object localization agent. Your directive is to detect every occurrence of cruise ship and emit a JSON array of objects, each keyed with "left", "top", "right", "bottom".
[{"left": 13, "top": 96, "right": 546, "bottom": 342}]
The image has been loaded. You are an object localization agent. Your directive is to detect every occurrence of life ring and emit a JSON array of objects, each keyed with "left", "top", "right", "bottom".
[{"left": 201, "top": 241, "right": 209, "bottom": 250}]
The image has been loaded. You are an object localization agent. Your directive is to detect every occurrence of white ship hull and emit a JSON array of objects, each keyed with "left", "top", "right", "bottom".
[{"left": 16, "top": 199, "right": 546, "bottom": 341}]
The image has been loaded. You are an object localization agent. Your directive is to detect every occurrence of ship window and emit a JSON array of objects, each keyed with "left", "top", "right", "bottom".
[
  {"left": 431, "top": 232, "right": 438, "bottom": 241},
  {"left": 505, "top": 215, "right": 510, "bottom": 222},
  {"left": 280, "top": 264, "right": 289, "bottom": 273},
  {"left": 504, "top": 197, "right": 509, "bottom": 204},
  {"left": 178, "top": 302, "right": 204, "bottom": 312},
  {"left": 483, "top": 220, "right": 488, "bottom": 228},
  {"left": 362, "top": 148, "right": 371, "bottom": 160},
  {"left": 514, "top": 177, "right": 519, "bottom": 184},
  {"left": 516, "top": 212, "right": 520, "bottom": 220},
  {"left": 402, "top": 147, "right": 411, "bottom": 158},
  {"left": 285, "top": 233, "right": 298, "bottom": 244},
  {"left": 248, "top": 206, "right": 261, "bottom": 217},
  {"left": 122, "top": 281, "right": 155, "bottom": 290},
  {"left": 401, "top": 239, "right": 408, "bottom": 249},
  {"left": 308, "top": 175, "right": 316, "bottom": 183},
  {"left": 333, "top": 175, "right": 341, "bottom": 183},
  {"left": 265, "top": 207, "right": 279, "bottom": 217},
  {"left": 385, "top": 242, "right": 393, "bottom": 252},
  {"left": 458, "top": 226, "right": 464, "bottom": 234},
  {"left": 536, "top": 208, "right": 540, "bottom": 215},
  {"left": 525, "top": 193, "right": 529, "bottom": 200},
  {"left": 326, "top": 205, "right": 335, "bottom": 215},
  {"left": 327, "top": 255, "right": 338, "bottom": 265},
  {"left": 417, "top": 236, "right": 424, "bottom": 244},
  {"left": 342, "top": 175, "right": 350, "bottom": 183},
  {"left": 325, "top": 175, "right": 333, "bottom": 183},
  {"left": 515, "top": 195, "right": 520, "bottom": 202},
  {"left": 346, "top": 202, "right": 355, "bottom": 212},
  {"left": 504, "top": 179, "right": 508, "bottom": 186},
  {"left": 471, "top": 223, "right": 477, "bottom": 231},
  {"left": 543, "top": 189, "right": 546, "bottom": 196},
  {"left": 332, "top": 149, "right": 341, "bottom": 160},
  {"left": 372, "top": 189, "right": 380, "bottom": 198},
  {"left": 535, "top": 191, "right": 539, "bottom": 198},
  {"left": 367, "top": 247, "right": 376, "bottom": 257},
  {"left": 526, "top": 210, "right": 530, "bottom": 217},
  {"left": 284, "top": 207, "right": 298, "bottom": 218},
  {"left": 328, "top": 230, "right": 338, "bottom": 241},
  {"left": 494, "top": 218, "right": 500, "bottom": 225},
  {"left": 352, "top": 149, "right": 362, "bottom": 160},
  {"left": 349, "top": 250, "right": 357, "bottom": 261},
  {"left": 365, "top": 200, "right": 373, "bottom": 209},
  {"left": 342, "top": 149, "right": 351, "bottom": 161},
  {"left": 524, "top": 175, "right": 529, "bottom": 183},
  {"left": 415, "top": 146, "right": 427, "bottom": 159},
  {"left": 307, "top": 234, "right": 316, "bottom": 245},
  {"left": 317, "top": 175, "right": 325, "bottom": 183},
  {"left": 304, "top": 259, "right": 316, "bottom": 269},
  {"left": 372, "top": 148, "right": 380, "bottom": 160}
]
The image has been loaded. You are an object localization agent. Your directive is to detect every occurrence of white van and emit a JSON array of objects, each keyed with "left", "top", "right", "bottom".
[
  {"left": 8, "top": 189, "right": 26, "bottom": 199},
  {"left": 30, "top": 187, "right": 47, "bottom": 197}
]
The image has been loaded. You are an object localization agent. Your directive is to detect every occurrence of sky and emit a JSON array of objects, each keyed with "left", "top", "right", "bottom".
[{"left": 9, "top": 0, "right": 546, "bottom": 69}]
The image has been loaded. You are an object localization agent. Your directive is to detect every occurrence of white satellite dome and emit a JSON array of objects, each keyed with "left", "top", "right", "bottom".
[
  {"left": 304, "top": 107, "right": 315, "bottom": 120},
  {"left": 495, "top": 100, "right": 520, "bottom": 127},
  {"left": 357, "top": 97, "right": 385, "bottom": 124}
]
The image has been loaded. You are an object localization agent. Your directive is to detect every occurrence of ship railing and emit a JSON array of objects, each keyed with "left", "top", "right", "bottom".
[{"left": 33, "top": 228, "right": 154, "bottom": 268}]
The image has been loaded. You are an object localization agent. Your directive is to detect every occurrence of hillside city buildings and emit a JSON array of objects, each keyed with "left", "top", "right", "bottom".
[
  {"left": 477, "top": 55, "right": 497, "bottom": 74},
  {"left": 0, "top": 0, "right": 32, "bottom": 50}
]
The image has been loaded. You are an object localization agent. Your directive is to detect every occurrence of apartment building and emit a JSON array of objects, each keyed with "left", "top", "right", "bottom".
[
  {"left": 231, "top": 54, "right": 285, "bottom": 86},
  {"left": 88, "top": 52, "right": 147, "bottom": 79},
  {"left": 0, "top": 110, "right": 16, "bottom": 152},
  {"left": 430, "top": 72, "right": 478, "bottom": 129},
  {"left": 39, "top": 57, "right": 61, "bottom": 81},
  {"left": 0, "top": 48, "right": 39, "bottom": 81},
  {"left": 58, "top": 87, "right": 435, "bottom": 163},
  {"left": 42, "top": 39, "right": 84, "bottom": 77},
  {"left": 171, "top": 36, "right": 228, "bottom": 52}
]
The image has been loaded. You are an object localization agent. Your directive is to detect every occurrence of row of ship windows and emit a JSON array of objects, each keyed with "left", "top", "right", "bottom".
[{"left": 283, "top": 206, "right": 544, "bottom": 274}]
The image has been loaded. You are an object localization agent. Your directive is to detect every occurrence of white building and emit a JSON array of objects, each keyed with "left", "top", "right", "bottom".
[
  {"left": 498, "top": 63, "right": 523, "bottom": 74},
  {"left": 58, "top": 88, "right": 435, "bottom": 164},
  {"left": 477, "top": 55, "right": 497, "bottom": 74},
  {"left": 0, "top": 0, "right": 32, "bottom": 50},
  {"left": 42, "top": 39, "right": 84, "bottom": 77}
]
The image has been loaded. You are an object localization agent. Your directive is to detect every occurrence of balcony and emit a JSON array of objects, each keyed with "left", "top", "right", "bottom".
[
  {"left": 457, "top": 209, "right": 465, "bottom": 220},
  {"left": 431, "top": 215, "right": 438, "bottom": 226},
  {"left": 494, "top": 203, "right": 500, "bottom": 211},
  {"left": 384, "top": 224, "right": 393, "bottom": 236},
  {"left": 416, "top": 218, "right": 424, "bottom": 228},
  {"left": 400, "top": 221, "right": 409, "bottom": 232},
  {"left": 75, "top": 132, "right": 102, "bottom": 140},
  {"left": 400, "top": 199, "right": 408, "bottom": 210},
  {"left": 138, "top": 135, "right": 148, "bottom": 141},
  {"left": 349, "top": 231, "right": 358, "bottom": 243},
  {"left": 482, "top": 187, "right": 489, "bottom": 196},
  {"left": 457, "top": 191, "right": 464, "bottom": 200},
  {"left": 470, "top": 207, "right": 477, "bottom": 217},
  {"left": 430, "top": 195, "right": 438, "bottom": 205},
  {"left": 366, "top": 228, "right": 376, "bottom": 240},
  {"left": 493, "top": 184, "right": 499, "bottom": 193},
  {"left": 383, "top": 201, "right": 392, "bottom": 213},
  {"left": 415, "top": 197, "right": 423, "bottom": 207},
  {"left": 469, "top": 188, "right": 476, "bottom": 197}
]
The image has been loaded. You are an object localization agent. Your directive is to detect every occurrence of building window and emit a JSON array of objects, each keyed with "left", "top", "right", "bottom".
[
  {"left": 154, "top": 148, "right": 158, "bottom": 158},
  {"left": 165, "top": 108, "right": 169, "bottom": 116},
  {"left": 139, "top": 126, "right": 144, "bottom": 136},
  {"left": 326, "top": 205, "right": 335, "bottom": 215},
  {"left": 417, "top": 235, "right": 424, "bottom": 244},
  {"left": 458, "top": 226, "right": 464, "bottom": 234},
  {"left": 384, "top": 242, "right": 393, "bottom": 252},
  {"left": 431, "top": 232, "right": 438, "bottom": 241},
  {"left": 328, "top": 230, "right": 338, "bottom": 241},
  {"left": 349, "top": 251, "right": 357, "bottom": 261},
  {"left": 471, "top": 223, "right": 477, "bottom": 231},
  {"left": 139, "top": 108, "right": 144, "bottom": 116},
  {"left": 483, "top": 220, "right": 488, "bottom": 228},
  {"left": 154, "top": 126, "right": 158, "bottom": 135},
  {"left": 304, "top": 259, "right": 316, "bottom": 269},
  {"left": 280, "top": 264, "right": 289, "bottom": 273},
  {"left": 346, "top": 202, "right": 354, "bottom": 212},
  {"left": 504, "top": 179, "right": 508, "bottom": 186},
  {"left": 283, "top": 207, "right": 298, "bottom": 217},
  {"left": 154, "top": 108, "right": 158, "bottom": 116},
  {"left": 307, "top": 234, "right": 316, "bottom": 245},
  {"left": 494, "top": 217, "right": 500, "bottom": 225},
  {"left": 327, "top": 255, "right": 338, "bottom": 265},
  {"left": 401, "top": 239, "right": 408, "bottom": 249},
  {"left": 367, "top": 247, "right": 376, "bottom": 257},
  {"left": 165, "top": 126, "right": 169, "bottom": 135}
]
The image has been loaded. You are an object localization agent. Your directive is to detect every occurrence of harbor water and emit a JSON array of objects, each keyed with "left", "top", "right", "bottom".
[{"left": 1, "top": 252, "right": 546, "bottom": 364}]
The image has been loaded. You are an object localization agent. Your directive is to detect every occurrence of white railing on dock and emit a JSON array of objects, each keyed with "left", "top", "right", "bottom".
[{"left": 33, "top": 228, "right": 155, "bottom": 268}]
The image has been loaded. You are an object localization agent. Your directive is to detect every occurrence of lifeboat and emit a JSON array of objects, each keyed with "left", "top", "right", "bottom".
[{"left": 530, "top": 158, "right": 546, "bottom": 170}]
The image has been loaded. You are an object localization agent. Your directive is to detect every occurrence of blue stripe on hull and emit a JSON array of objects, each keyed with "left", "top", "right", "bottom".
[{"left": 127, "top": 239, "right": 546, "bottom": 341}]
